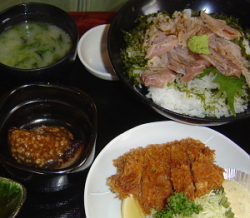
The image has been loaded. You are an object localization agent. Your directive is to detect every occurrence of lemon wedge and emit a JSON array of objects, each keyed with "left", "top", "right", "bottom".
[{"left": 121, "top": 195, "right": 145, "bottom": 218}]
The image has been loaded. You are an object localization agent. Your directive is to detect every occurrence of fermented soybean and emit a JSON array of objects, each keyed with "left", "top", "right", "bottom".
[{"left": 0, "top": 22, "right": 72, "bottom": 69}]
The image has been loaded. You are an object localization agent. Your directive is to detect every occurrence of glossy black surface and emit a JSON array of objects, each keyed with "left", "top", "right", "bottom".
[
  {"left": 0, "top": 56, "right": 248, "bottom": 217},
  {"left": 0, "top": 84, "right": 97, "bottom": 192},
  {"left": 108, "top": 0, "right": 250, "bottom": 125},
  {"left": 0, "top": 3, "right": 78, "bottom": 83}
]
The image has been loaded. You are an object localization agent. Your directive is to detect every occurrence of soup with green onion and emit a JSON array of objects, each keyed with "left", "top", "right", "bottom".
[{"left": 0, "top": 22, "right": 72, "bottom": 69}]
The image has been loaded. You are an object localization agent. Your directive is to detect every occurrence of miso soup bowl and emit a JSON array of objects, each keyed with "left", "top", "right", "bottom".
[
  {"left": 0, "top": 83, "right": 97, "bottom": 192},
  {"left": 0, "top": 3, "right": 78, "bottom": 85}
]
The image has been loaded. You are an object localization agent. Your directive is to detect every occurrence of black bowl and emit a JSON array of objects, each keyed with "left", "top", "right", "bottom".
[
  {"left": 0, "top": 83, "right": 97, "bottom": 192},
  {"left": 0, "top": 3, "right": 78, "bottom": 84},
  {"left": 108, "top": 0, "right": 250, "bottom": 126}
]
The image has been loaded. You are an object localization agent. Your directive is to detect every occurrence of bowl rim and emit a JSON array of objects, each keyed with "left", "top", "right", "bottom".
[
  {"left": 0, "top": 83, "right": 98, "bottom": 175},
  {"left": 107, "top": 0, "right": 250, "bottom": 126},
  {"left": 0, "top": 2, "right": 79, "bottom": 72}
]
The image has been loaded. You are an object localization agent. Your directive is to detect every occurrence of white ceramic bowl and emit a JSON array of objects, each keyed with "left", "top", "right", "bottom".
[{"left": 78, "top": 24, "right": 118, "bottom": 81}]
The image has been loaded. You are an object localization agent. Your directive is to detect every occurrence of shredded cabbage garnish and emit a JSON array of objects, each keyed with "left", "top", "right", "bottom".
[
  {"left": 150, "top": 190, "right": 234, "bottom": 218},
  {"left": 192, "top": 189, "right": 234, "bottom": 218}
]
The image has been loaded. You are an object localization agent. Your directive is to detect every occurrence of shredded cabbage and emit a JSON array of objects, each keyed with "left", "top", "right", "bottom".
[
  {"left": 150, "top": 190, "right": 234, "bottom": 218},
  {"left": 192, "top": 190, "right": 234, "bottom": 218}
]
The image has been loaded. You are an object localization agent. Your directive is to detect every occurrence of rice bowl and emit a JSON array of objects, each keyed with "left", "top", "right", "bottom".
[
  {"left": 108, "top": 0, "right": 250, "bottom": 125},
  {"left": 121, "top": 9, "right": 250, "bottom": 119}
]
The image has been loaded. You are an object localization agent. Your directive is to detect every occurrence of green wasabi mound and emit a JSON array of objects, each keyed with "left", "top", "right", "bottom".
[{"left": 187, "top": 35, "right": 211, "bottom": 55}]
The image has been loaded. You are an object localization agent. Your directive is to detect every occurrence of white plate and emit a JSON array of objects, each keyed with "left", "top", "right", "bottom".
[{"left": 84, "top": 121, "right": 250, "bottom": 218}]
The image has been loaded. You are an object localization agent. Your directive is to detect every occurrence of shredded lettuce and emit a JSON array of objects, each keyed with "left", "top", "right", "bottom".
[{"left": 193, "top": 189, "right": 235, "bottom": 218}]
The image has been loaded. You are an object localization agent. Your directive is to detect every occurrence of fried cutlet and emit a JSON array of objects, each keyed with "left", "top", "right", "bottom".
[
  {"left": 168, "top": 139, "right": 196, "bottom": 200},
  {"left": 139, "top": 144, "right": 173, "bottom": 214},
  {"left": 107, "top": 138, "right": 225, "bottom": 215},
  {"left": 192, "top": 161, "right": 224, "bottom": 197},
  {"left": 107, "top": 147, "right": 145, "bottom": 198}
]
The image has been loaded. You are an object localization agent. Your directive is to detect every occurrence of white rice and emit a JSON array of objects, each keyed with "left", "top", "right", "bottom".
[
  {"left": 124, "top": 10, "right": 250, "bottom": 118},
  {"left": 146, "top": 74, "right": 248, "bottom": 118}
]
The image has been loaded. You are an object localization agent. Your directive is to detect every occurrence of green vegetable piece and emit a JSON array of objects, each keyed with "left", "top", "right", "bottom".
[
  {"left": 212, "top": 189, "right": 235, "bottom": 218},
  {"left": 154, "top": 192, "right": 203, "bottom": 218},
  {"left": 201, "top": 67, "right": 247, "bottom": 116},
  {"left": 187, "top": 35, "right": 211, "bottom": 55},
  {"left": 213, "top": 72, "right": 247, "bottom": 116}
]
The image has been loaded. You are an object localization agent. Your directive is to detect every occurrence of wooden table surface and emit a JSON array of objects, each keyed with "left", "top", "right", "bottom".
[{"left": 68, "top": 12, "right": 116, "bottom": 36}]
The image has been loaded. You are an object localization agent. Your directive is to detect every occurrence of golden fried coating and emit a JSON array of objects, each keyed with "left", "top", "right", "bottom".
[
  {"left": 108, "top": 148, "right": 145, "bottom": 198},
  {"left": 107, "top": 138, "right": 224, "bottom": 214},
  {"left": 139, "top": 144, "right": 172, "bottom": 214}
]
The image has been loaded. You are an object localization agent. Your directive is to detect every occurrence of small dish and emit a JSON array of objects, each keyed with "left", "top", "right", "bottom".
[
  {"left": 0, "top": 177, "right": 26, "bottom": 217},
  {"left": 78, "top": 24, "right": 118, "bottom": 81},
  {"left": 0, "top": 83, "right": 97, "bottom": 192}
]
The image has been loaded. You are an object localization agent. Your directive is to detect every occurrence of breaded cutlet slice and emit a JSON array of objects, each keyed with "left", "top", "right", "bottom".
[
  {"left": 169, "top": 140, "right": 190, "bottom": 165},
  {"left": 192, "top": 161, "right": 224, "bottom": 198},
  {"left": 139, "top": 144, "right": 173, "bottom": 214},
  {"left": 107, "top": 147, "right": 145, "bottom": 199},
  {"left": 185, "top": 138, "right": 211, "bottom": 162},
  {"left": 196, "top": 146, "right": 215, "bottom": 163},
  {"left": 169, "top": 139, "right": 196, "bottom": 199},
  {"left": 170, "top": 164, "right": 195, "bottom": 200}
]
